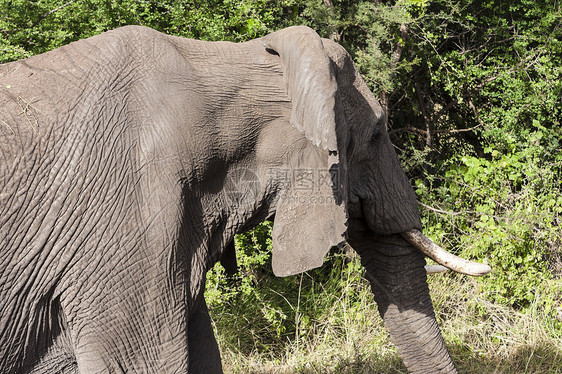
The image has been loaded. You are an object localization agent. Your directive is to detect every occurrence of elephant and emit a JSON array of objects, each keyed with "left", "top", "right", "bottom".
[{"left": 0, "top": 25, "right": 490, "bottom": 373}]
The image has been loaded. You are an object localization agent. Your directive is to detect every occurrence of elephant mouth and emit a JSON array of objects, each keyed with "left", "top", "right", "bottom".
[{"left": 348, "top": 196, "right": 491, "bottom": 277}]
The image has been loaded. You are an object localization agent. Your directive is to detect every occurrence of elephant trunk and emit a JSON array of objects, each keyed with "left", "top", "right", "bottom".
[{"left": 358, "top": 235, "right": 457, "bottom": 374}]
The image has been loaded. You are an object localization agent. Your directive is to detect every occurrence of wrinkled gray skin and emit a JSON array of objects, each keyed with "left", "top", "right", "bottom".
[{"left": 0, "top": 26, "right": 456, "bottom": 373}]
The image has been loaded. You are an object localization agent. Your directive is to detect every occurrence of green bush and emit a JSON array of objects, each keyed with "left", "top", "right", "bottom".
[
  {"left": 417, "top": 144, "right": 562, "bottom": 309},
  {"left": 0, "top": 0, "right": 302, "bottom": 63},
  {"left": 397, "top": 0, "right": 562, "bottom": 311},
  {"left": 206, "top": 221, "right": 373, "bottom": 355}
]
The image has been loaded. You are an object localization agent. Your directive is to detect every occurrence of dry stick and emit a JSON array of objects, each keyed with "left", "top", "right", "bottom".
[
  {"left": 1, "top": 119, "right": 15, "bottom": 135},
  {"left": 389, "top": 123, "right": 484, "bottom": 137},
  {"left": 16, "top": 96, "right": 42, "bottom": 133},
  {"left": 418, "top": 202, "right": 465, "bottom": 217}
]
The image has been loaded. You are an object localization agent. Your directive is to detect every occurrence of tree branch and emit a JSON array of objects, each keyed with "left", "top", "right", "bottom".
[
  {"left": 418, "top": 202, "right": 465, "bottom": 216},
  {"left": 30, "top": 1, "right": 76, "bottom": 29},
  {"left": 389, "top": 123, "right": 483, "bottom": 137},
  {"left": 388, "top": 126, "right": 428, "bottom": 137},
  {"left": 414, "top": 79, "right": 432, "bottom": 147},
  {"left": 381, "top": 24, "right": 408, "bottom": 125}
]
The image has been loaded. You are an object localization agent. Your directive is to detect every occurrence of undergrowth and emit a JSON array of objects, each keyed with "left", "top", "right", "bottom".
[{"left": 206, "top": 226, "right": 562, "bottom": 373}]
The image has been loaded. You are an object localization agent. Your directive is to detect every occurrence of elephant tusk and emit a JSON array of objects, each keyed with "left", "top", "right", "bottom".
[
  {"left": 402, "top": 229, "right": 492, "bottom": 277},
  {"left": 425, "top": 264, "right": 449, "bottom": 274}
]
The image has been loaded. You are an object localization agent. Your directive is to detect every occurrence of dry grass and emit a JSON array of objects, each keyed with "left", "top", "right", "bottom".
[
  {"left": 212, "top": 272, "right": 562, "bottom": 373},
  {"left": 430, "top": 276, "right": 562, "bottom": 374}
]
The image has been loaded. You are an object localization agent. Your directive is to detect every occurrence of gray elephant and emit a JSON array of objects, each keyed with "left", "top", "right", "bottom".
[{"left": 0, "top": 26, "right": 490, "bottom": 373}]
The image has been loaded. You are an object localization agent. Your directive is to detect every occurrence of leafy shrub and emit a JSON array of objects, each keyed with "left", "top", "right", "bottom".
[
  {"left": 417, "top": 142, "right": 561, "bottom": 310},
  {"left": 206, "top": 221, "right": 375, "bottom": 356}
]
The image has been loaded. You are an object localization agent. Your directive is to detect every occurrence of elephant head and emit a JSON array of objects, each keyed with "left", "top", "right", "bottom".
[{"left": 258, "top": 26, "right": 491, "bottom": 373}]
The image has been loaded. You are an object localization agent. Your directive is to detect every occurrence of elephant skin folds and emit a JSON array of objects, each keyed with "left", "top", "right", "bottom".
[{"left": 1, "top": 25, "right": 454, "bottom": 373}]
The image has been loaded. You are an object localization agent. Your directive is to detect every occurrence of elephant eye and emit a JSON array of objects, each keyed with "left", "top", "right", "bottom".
[
  {"left": 371, "top": 126, "right": 382, "bottom": 142},
  {"left": 265, "top": 47, "right": 279, "bottom": 56}
]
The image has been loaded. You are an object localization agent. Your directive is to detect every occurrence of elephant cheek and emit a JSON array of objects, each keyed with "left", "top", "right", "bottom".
[
  {"left": 359, "top": 190, "right": 421, "bottom": 235},
  {"left": 357, "top": 134, "right": 422, "bottom": 235}
]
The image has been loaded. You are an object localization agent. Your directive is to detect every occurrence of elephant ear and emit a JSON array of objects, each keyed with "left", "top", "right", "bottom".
[
  {"left": 263, "top": 26, "right": 338, "bottom": 150},
  {"left": 263, "top": 26, "right": 348, "bottom": 277}
]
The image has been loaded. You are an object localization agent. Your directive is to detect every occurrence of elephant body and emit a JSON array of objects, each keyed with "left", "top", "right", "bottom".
[{"left": 1, "top": 26, "right": 458, "bottom": 373}]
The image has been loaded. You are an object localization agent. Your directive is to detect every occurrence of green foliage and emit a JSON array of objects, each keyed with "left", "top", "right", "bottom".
[
  {"left": 206, "top": 221, "right": 372, "bottom": 354},
  {"left": 2, "top": 0, "right": 561, "bottom": 369},
  {"left": 287, "top": 0, "right": 427, "bottom": 94},
  {"left": 0, "top": 0, "right": 302, "bottom": 63},
  {"left": 417, "top": 143, "right": 561, "bottom": 309},
  {"left": 396, "top": 0, "right": 562, "bottom": 310}
]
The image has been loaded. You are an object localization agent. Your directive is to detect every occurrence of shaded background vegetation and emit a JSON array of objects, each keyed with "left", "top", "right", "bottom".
[{"left": 2, "top": 0, "right": 561, "bottom": 372}]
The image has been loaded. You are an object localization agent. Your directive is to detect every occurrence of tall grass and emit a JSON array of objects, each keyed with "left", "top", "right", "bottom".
[
  {"left": 430, "top": 275, "right": 562, "bottom": 374},
  {"left": 207, "top": 251, "right": 562, "bottom": 373}
]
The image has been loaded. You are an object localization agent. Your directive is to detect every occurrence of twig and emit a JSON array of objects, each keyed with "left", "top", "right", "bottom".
[
  {"left": 1, "top": 119, "right": 15, "bottom": 135},
  {"left": 17, "top": 96, "right": 41, "bottom": 133},
  {"left": 30, "top": 1, "right": 76, "bottom": 29},
  {"left": 389, "top": 123, "right": 483, "bottom": 137},
  {"left": 418, "top": 202, "right": 465, "bottom": 216},
  {"left": 388, "top": 126, "right": 428, "bottom": 137},
  {"left": 434, "top": 123, "right": 483, "bottom": 134}
]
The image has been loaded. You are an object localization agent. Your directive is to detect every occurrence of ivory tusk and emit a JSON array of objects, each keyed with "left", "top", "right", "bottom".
[
  {"left": 425, "top": 264, "right": 449, "bottom": 274},
  {"left": 402, "top": 229, "right": 492, "bottom": 277}
]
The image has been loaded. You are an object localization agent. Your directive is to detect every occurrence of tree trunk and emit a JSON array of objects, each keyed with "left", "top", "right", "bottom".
[{"left": 353, "top": 234, "right": 457, "bottom": 373}]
